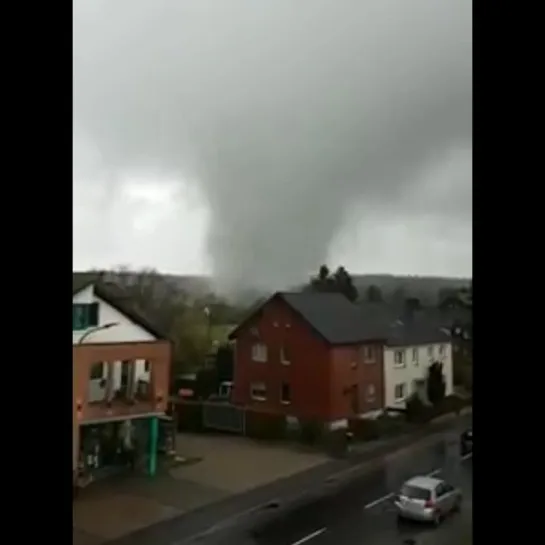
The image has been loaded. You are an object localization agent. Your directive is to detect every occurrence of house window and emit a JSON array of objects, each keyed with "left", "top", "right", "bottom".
[
  {"left": 427, "top": 345, "right": 434, "bottom": 358},
  {"left": 412, "top": 348, "right": 419, "bottom": 364},
  {"left": 120, "top": 360, "right": 136, "bottom": 399},
  {"left": 72, "top": 303, "right": 99, "bottom": 331},
  {"left": 250, "top": 382, "right": 267, "bottom": 401},
  {"left": 438, "top": 344, "right": 445, "bottom": 356},
  {"left": 89, "top": 362, "right": 104, "bottom": 380},
  {"left": 144, "top": 360, "right": 150, "bottom": 372},
  {"left": 366, "top": 384, "right": 376, "bottom": 402},
  {"left": 88, "top": 362, "right": 108, "bottom": 403},
  {"left": 280, "top": 346, "right": 290, "bottom": 365},
  {"left": 251, "top": 343, "right": 268, "bottom": 362},
  {"left": 281, "top": 382, "right": 291, "bottom": 404},
  {"left": 394, "top": 350, "right": 405, "bottom": 366},
  {"left": 394, "top": 383, "right": 407, "bottom": 402},
  {"left": 363, "top": 345, "right": 375, "bottom": 362}
]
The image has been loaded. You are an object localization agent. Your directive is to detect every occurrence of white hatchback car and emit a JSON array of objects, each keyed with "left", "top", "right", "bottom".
[{"left": 394, "top": 476, "right": 462, "bottom": 526}]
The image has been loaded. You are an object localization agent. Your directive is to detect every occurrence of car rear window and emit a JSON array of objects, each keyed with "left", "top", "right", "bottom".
[{"left": 400, "top": 485, "right": 431, "bottom": 501}]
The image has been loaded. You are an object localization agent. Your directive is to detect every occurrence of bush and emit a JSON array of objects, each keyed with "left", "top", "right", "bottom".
[
  {"left": 348, "top": 414, "right": 407, "bottom": 440},
  {"left": 405, "top": 393, "right": 428, "bottom": 423},
  {"left": 375, "top": 414, "right": 407, "bottom": 436},
  {"left": 427, "top": 361, "right": 447, "bottom": 405},
  {"left": 440, "top": 394, "right": 462, "bottom": 414},
  {"left": 349, "top": 418, "right": 380, "bottom": 441}
]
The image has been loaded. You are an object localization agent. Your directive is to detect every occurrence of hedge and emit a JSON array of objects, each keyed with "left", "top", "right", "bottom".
[{"left": 348, "top": 414, "right": 408, "bottom": 441}]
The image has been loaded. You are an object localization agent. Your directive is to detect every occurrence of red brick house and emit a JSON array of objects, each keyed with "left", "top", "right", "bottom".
[{"left": 228, "top": 292, "right": 388, "bottom": 428}]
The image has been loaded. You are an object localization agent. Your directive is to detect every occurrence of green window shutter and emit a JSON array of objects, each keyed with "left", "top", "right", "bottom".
[
  {"left": 73, "top": 304, "right": 87, "bottom": 331},
  {"left": 88, "top": 303, "right": 99, "bottom": 327}
]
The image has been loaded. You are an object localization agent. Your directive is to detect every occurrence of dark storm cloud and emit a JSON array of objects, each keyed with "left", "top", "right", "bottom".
[{"left": 73, "top": 0, "right": 472, "bottom": 291}]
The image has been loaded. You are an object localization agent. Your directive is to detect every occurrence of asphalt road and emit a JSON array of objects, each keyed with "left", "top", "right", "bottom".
[
  {"left": 205, "top": 433, "right": 472, "bottom": 545},
  {"left": 269, "top": 462, "right": 472, "bottom": 545}
]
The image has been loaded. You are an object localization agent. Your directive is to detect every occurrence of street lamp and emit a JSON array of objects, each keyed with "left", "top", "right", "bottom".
[
  {"left": 203, "top": 306, "right": 212, "bottom": 347},
  {"left": 78, "top": 322, "right": 119, "bottom": 345}
]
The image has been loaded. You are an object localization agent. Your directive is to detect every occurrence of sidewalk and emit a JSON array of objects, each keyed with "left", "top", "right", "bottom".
[
  {"left": 74, "top": 435, "right": 328, "bottom": 545},
  {"left": 104, "top": 410, "right": 471, "bottom": 545}
]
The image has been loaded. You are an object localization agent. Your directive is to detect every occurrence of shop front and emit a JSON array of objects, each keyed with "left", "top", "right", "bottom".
[{"left": 77, "top": 416, "right": 160, "bottom": 484}]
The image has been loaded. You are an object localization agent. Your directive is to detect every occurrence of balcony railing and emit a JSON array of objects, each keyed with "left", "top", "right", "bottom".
[
  {"left": 79, "top": 359, "right": 167, "bottom": 421},
  {"left": 88, "top": 378, "right": 154, "bottom": 404}
]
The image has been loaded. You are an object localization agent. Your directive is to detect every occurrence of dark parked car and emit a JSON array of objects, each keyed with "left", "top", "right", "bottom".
[{"left": 460, "top": 429, "right": 472, "bottom": 456}]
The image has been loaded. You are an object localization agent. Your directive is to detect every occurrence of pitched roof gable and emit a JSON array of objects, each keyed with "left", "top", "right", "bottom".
[
  {"left": 72, "top": 272, "right": 166, "bottom": 340},
  {"left": 229, "top": 291, "right": 388, "bottom": 345}
]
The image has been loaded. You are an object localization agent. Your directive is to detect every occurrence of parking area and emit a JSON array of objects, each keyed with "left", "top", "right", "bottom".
[
  {"left": 73, "top": 433, "right": 328, "bottom": 545},
  {"left": 172, "top": 433, "right": 328, "bottom": 494}
]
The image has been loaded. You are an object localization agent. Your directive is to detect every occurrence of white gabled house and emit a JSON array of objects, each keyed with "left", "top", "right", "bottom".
[
  {"left": 72, "top": 276, "right": 163, "bottom": 393},
  {"left": 73, "top": 282, "right": 158, "bottom": 344},
  {"left": 382, "top": 323, "right": 454, "bottom": 409}
]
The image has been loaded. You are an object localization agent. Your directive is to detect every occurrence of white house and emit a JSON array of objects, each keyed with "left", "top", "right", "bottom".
[
  {"left": 383, "top": 329, "right": 454, "bottom": 409},
  {"left": 73, "top": 276, "right": 162, "bottom": 396}
]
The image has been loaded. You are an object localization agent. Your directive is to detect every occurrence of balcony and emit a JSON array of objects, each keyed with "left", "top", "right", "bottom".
[{"left": 82, "top": 360, "right": 164, "bottom": 422}]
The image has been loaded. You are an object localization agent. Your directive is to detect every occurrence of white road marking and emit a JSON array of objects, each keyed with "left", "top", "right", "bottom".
[
  {"left": 290, "top": 527, "right": 327, "bottom": 545},
  {"left": 363, "top": 453, "right": 472, "bottom": 510},
  {"left": 363, "top": 492, "right": 394, "bottom": 509}
]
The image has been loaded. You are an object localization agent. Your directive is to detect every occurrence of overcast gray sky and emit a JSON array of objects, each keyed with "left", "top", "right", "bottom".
[{"left": 73, "top": 0, "right": 472, "bottom": 293}]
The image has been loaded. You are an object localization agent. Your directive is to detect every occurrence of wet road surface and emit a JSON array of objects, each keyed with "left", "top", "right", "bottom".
[
  {"left": 265, "top": 462, "right": 472, "bottom": 545},
  {"left": 204, "top": 433, "right": 471, "bottom": 545}
]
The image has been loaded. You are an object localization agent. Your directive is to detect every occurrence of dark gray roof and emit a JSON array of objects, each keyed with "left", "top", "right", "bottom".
[
  {"left": 279, "top": 292, "right": 387, "bottom": 344},
  {"left": 385, "top": 319, "right": 451, "bottom": 347},
  {"left": 358, "top": 303, "right": 453, "bottom": 346},
  {"left": 229, "top": 292, "right": 456, "bottom": 346}
]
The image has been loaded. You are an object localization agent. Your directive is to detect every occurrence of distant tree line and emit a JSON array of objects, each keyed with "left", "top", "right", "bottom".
[{"left": 305, "top": 263, "right": 471, "bottom": 311}]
